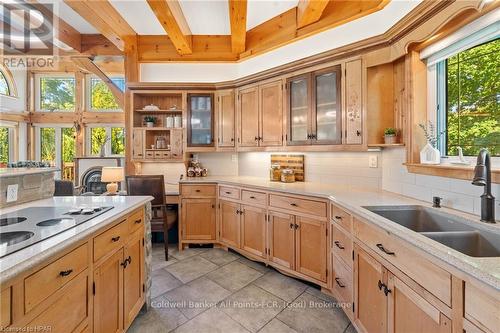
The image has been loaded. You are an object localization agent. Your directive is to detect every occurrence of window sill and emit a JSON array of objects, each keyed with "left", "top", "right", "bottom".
[{"left": 405, "top": 163, "right": 500, "bottom": 184}]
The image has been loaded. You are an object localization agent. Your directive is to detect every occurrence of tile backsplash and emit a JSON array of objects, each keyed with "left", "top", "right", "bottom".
[{"left": 382, "top": 147, "right": 500, "bottom": 219}]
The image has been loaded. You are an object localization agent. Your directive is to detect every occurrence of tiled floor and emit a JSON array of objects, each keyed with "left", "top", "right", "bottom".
[{"left": 128, "top": 243, "right": 356, "bottom": 333}]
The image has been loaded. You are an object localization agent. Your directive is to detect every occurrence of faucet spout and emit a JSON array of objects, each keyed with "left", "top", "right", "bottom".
[{"left": 472, "top": 149, "right": 495, "bottom": 223}]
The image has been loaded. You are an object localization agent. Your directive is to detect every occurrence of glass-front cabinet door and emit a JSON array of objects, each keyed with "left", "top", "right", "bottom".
[
  {"left": 312, "top": 67, "right": 342, "bottom": 144},
  {"left": 287, "top": 75, "right": 311, "bottom": 145},
  {"left": 187, "top": 94, "right": 214, "bottom": 147}
]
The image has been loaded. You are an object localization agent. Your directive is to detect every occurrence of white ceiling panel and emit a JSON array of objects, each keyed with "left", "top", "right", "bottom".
[
  {"left": 247, "top": 0, "right": 298, "bottom": 30},
  {"left": 179, "top": 0, "right": 230, "bottom": 35},
  {"left": 109, "top": 0, "right": 166, "bottom": 35},
  {"left": 50, "top": 1, "right": 99, "bottom": 34}
]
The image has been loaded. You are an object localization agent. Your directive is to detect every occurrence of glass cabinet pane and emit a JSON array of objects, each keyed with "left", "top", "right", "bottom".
[
  {"left": 188, "top": 95, "right": 214, "bottom": 146},
  {"left": 314, "top": 70, "right": 341, "bottom": 143},
  {"left": 289, "top": 77, "right": 309, "bottom": 142}
]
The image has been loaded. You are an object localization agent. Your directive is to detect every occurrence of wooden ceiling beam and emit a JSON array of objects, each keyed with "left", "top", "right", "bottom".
[
  {"left": 229, "top": 0, "right": 248, "bottom": 53},
  {"left": 146, "top": 0, "right": 193, "bottom": 55},
  {"left": 71, "top": 57, "right": 124, "bottom": 109},
  {"left": 297, "top": 0, "right": 330, "bottom": 28},
  {"left": 63, "top": 0, "right": 136, "bottom": 51}
]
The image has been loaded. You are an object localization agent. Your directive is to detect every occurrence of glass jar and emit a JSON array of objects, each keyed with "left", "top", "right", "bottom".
[
  {"left": 280, "top": 169, "right": 295, "bottom": 183},
  {"left": 270, "top": 164, "right": 281, "bottom": 181}
]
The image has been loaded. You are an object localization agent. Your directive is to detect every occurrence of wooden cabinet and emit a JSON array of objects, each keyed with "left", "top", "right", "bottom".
[
  {"left": 123, "top": 229, "right": 145, "bottom": 330},
  {"left": 345, "top": 59, "right": 363, "bottom": 144},
  {"left": 0, "top": 287, "right": 11, "bottom": 327},
  {"left": 132, "top": 129, "right": 144, "bottom": 159},
  {"left": 93, "top": 249, "right": 124, "bottom": 333},
  {"left": 295, "top": 216, "right": 328, "bottom": 282},
  {"left": 181, "top": 198, "right": 216, "bottom": 241},
  {"left": 219, "top": 200, "right": 241, "bottom": 248},
  {"left": 286, "top": 66, "right": 342, "bottom": 145},
  {"left": 268, "top": 211, "right": 295, "bottom": 270},
  {"left": 238, "top": 80, "right": 283, "bottom": 148},
  {"left": 170, "top": 129, "right": 183, "bottom": 159},
  {"left": 217, "top": 89, "right": 236, "bottom": 148},
  {"left": 187, "top": 93, "right": 215, "bottom": 147},
  {"left": 240, "top": 205, "right": 267, "bottom": 258},
  {"left": 464, "top": 281, "right": 500, "bottom": 333}
]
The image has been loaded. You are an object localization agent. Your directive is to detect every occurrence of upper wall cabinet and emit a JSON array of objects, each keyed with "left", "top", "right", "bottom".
[
  {"left": 345, "top": 59, "right": 363, "bottom": 145},
  {"left": 216, "top": 90, "right": 236, "bottom": 149},
  {"left": 187, "top": 93, "right": 215, "bottom": 148},
  {"left": 237, "top": 80, "right": 283, "bottom": 148},
  {"left": 286, "top": 66, "right": 342, "bottom": 145}
]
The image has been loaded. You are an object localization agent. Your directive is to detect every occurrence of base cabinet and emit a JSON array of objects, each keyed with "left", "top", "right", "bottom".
[
  {"left": 240, "top": 205, "right": 267, "bottom": 258},
  {"left": 181, "top": 198, "right": 216, "bottom": 240},
  {"left": 123, "top": 230, "right": 145, "bottom": 329},
  {"left": 219, "top": 200, "right": 241, "bottom": 248},
  {"left": 268, "top": 212, "right": 295, "bottom": 270}
]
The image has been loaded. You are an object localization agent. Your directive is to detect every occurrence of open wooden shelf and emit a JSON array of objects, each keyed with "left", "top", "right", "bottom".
[
  {"left": 135, "top": 109, "right": 183, "bottom": 113},
  {"left": 367, "top": 143, "right": 405, "bottom": 148},
  {"left": 405, "top": 163, "right": 500, "bottom": 183}
]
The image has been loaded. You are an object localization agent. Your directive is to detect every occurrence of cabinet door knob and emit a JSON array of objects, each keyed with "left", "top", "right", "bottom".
[
  {"left": 289, "top": 223, "right": 294, "bottom": 229},
  {"left": 334, "top": 241, "right": 345, "bottom": 250},
  {"left": 59, "top": 269, "right": 73, "bottom": 277},
  {"left": 334, "top": 215, "right": 342, "bottom": 220},
  {"left": 335, "top": 278, "right": 345, "bottom": 288},
  {"left": 294, "top": 224, "right": 299, "bottom": 229},
  {"left": 111, "top": 236, "right": 120, "bottom": 242},
  {"left": 290, "top": 203, "right": 298, "bottom": 207},
  {"left": 134, "top": 219, "right": 141, "bottom": 224},
  {"left": 384, "top": 286, "right": 392, "bottom": 296},
  {"left": 249, "top": 196, "right": 256, "bottom": 199},
  {"left": 356, "top": 130, "right": 361, "bottom": 136}
]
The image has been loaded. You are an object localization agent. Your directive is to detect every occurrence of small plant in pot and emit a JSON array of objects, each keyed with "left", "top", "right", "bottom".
[
  {"left": 383, "top": 128, "right": 398, "bottom": 144},
  {"left": 144, "top": 116, "right": 156, "bottom": 128}
]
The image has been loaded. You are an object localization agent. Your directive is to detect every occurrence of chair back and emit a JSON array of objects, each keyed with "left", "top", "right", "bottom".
[
  {"left": 54, "top": 180, "right": 74, "bottom": 196},
  {"left": 126, "top": 175, "right": 166, "bottom": 206}
]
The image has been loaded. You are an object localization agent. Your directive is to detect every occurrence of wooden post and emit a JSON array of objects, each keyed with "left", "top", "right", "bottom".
[{"left": 124, "top": 35, "right": 139, "bottom": 176}]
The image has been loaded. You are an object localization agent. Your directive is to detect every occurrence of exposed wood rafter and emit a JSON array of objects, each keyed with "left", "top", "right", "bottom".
[
  {"left": 229, "top": 0, "right": 248, "bottom": 53},
  {"left": 146, "top": 0, "right": 192, "bottom": 55},
  {"left": 63, "top": 0, "right": 136, "bottom": 51},
  {"left": 297, "top": 0, "right": 329, "bottom": 28},
  {"left": 71, "top": 57, "right": 124, "bottom": 109}
]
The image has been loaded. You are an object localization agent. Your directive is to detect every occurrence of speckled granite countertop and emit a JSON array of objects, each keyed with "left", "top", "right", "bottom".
[
  {"left": 0, "top": 195, "right": 153, "bottom": 283},
  {"left": 181, "top": 176, "right": 500, "bottom": 291}
]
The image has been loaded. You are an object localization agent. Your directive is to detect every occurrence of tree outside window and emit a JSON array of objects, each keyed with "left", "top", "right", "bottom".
[
  {"left": 40, "top": 128, "right": 56, "bottom": 164},
  {"left": 0, "top": 127, "right": 10, "bottom": 164},
  {"left": 40, "top": 77, "right": 75, "bottom": 111},
  {"left": 111, "top": 127, "right": 125, "bottom": 155},
  {"left": 445, "top": 39, "right": 499, "bottom": 156},
  {"left": 90, "top": 78, "right": 125, "bottom": 111},
  {"left": 90, "top": 127, "right": 107, "bottom": 155}
]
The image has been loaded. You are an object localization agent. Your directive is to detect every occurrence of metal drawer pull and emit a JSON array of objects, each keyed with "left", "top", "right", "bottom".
[
  {"left": 376, "top": 243, "right": 395, "bottom": 255},
  {"left": 195, "top": 189, "right": 201, "bottom": 192},
  {"left": 334, "top": 215, "right": 342, "bottom": 220},
  {"left": 294, "top": 224, "right": 299, "bottom": 229},
  {"left": 249, "top": 196, "right": 256, "bottom": 199},
  {"left": 111, "top": 236, "right": 120, "bottom": 242},
  {"left": 290, "top": 223, "right": 294, "bottom": 229},
  {"left": 335, "top": 278, "right": 345, "bottom": 288},
  {"left": 225, "top": 191, "right": 231, "bottom": 194},
  {"left": 134, "top": 219, "right": 141, "bottom": 224},
  {"left": 59, "top": 269, "right": 73, "bottom": 277},
  {"left": 378, "top": 280, "right": 384, "bottom": 290},
  {"left": 384, "top": 286, "right": 392, "bottom": 296},
  {"left": 334, "top": 241, "right": 345, "bottom": 250},
  {"left": 290, "top": 203, "right": 298, "bottom": 207}
]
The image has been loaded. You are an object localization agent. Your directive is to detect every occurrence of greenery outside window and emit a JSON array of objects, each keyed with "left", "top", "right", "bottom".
[
  {"left": 37, "top": 126, "right": 76, "bottom": 180},
  {"left": 88, "top": 126, "right": 125, "bottom": 156},
  {"left": 437, "top": 38, "right": 499, "bottom": 156},
  {"left": 0, "top": 127, "right": 12, "bottom": 164},
  {"left": 37, "top": 75, "right": 76, "bottom": 112},
  {"left": 89, "top": 77, "right": 125, "bottom": 111}
]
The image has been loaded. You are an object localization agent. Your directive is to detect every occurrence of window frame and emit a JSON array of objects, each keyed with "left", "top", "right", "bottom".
[
  {"left": 0, "top": 64, "right": 18, "bottom": 98},
  {"left": 34, "top": 124, "right": 75, "bottom": 179},
  {"left": 0, "top": 123, "right": 15, "bottom": 163},
  {"left": 35, "top": 73, "right": 76, "bottom": 112},
  {"left": 85, "top": 124, "right": 125, "bottom": 157},
  {"left": 86, "top": 74, "right": 125, "bottom": 112}
]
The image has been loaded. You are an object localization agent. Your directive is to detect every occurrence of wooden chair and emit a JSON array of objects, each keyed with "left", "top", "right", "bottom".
[{"left": 126, "top": 175, "right": 175, "bottom": 261}]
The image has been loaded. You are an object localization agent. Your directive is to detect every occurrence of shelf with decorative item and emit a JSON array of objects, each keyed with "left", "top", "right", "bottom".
[
  {"left": 405, "top": 163, "right": 500, "bottom": 184},
  {"left": 135, "top": 109, "right": 183, "bottom": 113},
  {"left": 367, "top": 143, "right": 405, "bottom": 148}
]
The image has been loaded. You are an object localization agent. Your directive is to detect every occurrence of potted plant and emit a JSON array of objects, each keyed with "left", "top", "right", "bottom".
[
  {"left": 144, "top": 116, "right": 156, "bottom": 128},
  {"left": 384, "top": 128, "right": 397, "bottom": 144}
]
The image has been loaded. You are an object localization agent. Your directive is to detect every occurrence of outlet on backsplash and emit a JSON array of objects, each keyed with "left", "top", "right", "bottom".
[{"left": 6, "top": 184, "right": 18, "bottom": 203}]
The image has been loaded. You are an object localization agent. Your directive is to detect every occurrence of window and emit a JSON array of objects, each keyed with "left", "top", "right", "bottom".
[
  {"left": 0, "top": 71, "right": 10, "bottom": 96},
  {"left": 37, "top": 126, "right": 76, "bottom": 180},
  {"left": 87, "top": 126, "right": 125, "bottom": 156},
  {"left": 0, "top": 65, "right": 17, "bottom": 97},
  {"left": 89, "top": 77, "right": 125, "bottom": 111},
  {"left": 437, "top": 38, "right": 499, "bottom": 156},
  {"left": 37, "top": 76, "right": 75, "bottom": 111},
  {"left": 0, "top": 127, "right": 11, "bottom": 164},
  {"left": 40, "top": 127, "right": 56, "bottom": 163}
]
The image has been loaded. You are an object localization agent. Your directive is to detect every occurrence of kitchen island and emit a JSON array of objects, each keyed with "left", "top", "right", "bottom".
[{"left": 0, "top": 195, "right": 153, "bottom": 333}]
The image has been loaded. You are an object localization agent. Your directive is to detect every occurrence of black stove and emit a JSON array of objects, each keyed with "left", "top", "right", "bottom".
[{"left": 0, "top": 206, "right": 113, "bottom": 257}]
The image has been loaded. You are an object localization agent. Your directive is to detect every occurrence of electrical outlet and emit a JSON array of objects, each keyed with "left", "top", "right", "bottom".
[
  {"left": 369, "top": 155, "right": 378, "bottom": 168},
  {"left": 6, "top": 184, "right": 18, "bottom": 203}
]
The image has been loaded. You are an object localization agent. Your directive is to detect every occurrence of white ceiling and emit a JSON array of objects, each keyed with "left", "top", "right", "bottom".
[
  {"left": 51, "top": 1, "right": 99, "bottom": 34},
  {"left": 109, "top": 0, "right": 166, "bottom": 35}
]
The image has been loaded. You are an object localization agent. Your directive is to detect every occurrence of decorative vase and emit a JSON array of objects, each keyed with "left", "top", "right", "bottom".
[
  {"left": 384, "top": 135, "right": 397, "bottom": 144},
  {"left": 420, "top": 143, "right": 440, "bottom": 164},
  {"left": 146, "top": 122, "right": 154, "bottom": 128},
  {"left": 99, "top": 145, "right": 106, "bottom": 157}
]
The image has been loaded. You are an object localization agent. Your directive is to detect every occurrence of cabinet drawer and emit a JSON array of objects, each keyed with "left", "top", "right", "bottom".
[
  {"left": 1, "top": 287, "right": 11, "bottom": 327},
  {"left": 331, "top": 223, "right": 352, "bottom": 268},
  {"left": 93, "top": 219, "right": 128, "bottom": 262},
  {"left": 161, "top": 151, "right": 171, "bottom": 159},
  {"left": 332, "top": 256, "right": 353, "bottom": 305},
  {"left": 354, "top": 218, "right": 451, "bottom": 306},
  {"left": 25, "top": 243, "right": 88, "bottom": 313},
  {"left": 219, "top": 186, "right": 240, "bottom": 200},
  {"left": 241, "top": 190, "right": 267, "bottom": 206},
  {"left": 127, "top": 208, "right": 144, "bottom": 234},
  {"left": 27, "top": 273, "right": 88, "bottom": 333},
  {"left": 154, "top": 151, "right": 162, "bottom": 158},
  {"left": 181, "top": 184, "right": 216, "bottom": 197},
  {"left": 465, "top": 282, "right": 500, "bottom": 332},
  {"left": 331, "top": 204, "right": 352, "bottom": 232},
  {"left": 269, "top": 194, "right": 327, "bottom": 218},
  {"left": 145, "top": 151, "right": 154, "bottom": 159}
]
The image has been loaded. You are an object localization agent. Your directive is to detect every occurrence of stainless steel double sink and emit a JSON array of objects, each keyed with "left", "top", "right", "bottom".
[{"left": 363, "top": 205, "right": 500, "bottom": 258}]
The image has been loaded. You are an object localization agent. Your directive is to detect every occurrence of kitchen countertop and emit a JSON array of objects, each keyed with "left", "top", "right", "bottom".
[
  {"left": 0, "top": 167, "right": 59, "bottom": 178},
  {"left": 0, "top": 195, "right": 153, "bottom": 283},
  {"left": 180, "top": 176, "right": 500, "bottom": 291}
]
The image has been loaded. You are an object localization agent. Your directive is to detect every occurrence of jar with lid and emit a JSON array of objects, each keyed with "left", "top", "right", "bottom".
[
  {"left": 270, "top": 164, "right": 281, "bottom": 181},
  {"left": 280, "top": 169, "right": 295, "bottom": 183}
]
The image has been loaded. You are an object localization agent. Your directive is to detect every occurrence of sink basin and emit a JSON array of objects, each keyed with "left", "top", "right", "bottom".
[
  {"left": 422, "top": 231, "right": 500, "bottom": 258},
  {"left": 364, "top": 205, "right": 473, "bottom": 232},
  {"left": 364, "top": 205, "right": 500, "bottom": 258}
]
